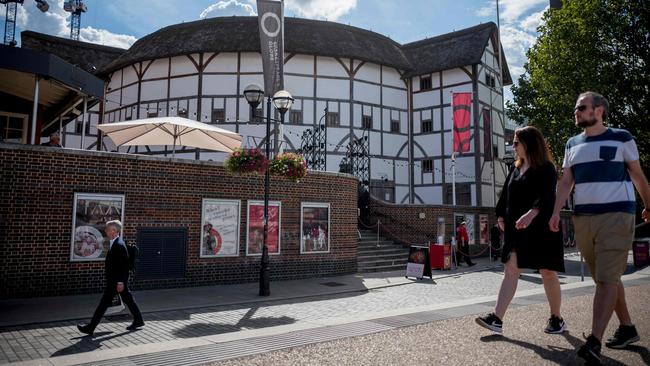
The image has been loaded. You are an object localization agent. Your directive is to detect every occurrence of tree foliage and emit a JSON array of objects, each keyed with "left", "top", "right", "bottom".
[{"left": 507, "top": 0, "right": 650, "bottom": 173}]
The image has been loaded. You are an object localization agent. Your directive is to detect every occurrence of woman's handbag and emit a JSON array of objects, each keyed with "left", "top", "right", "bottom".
[{"left": 105, "top": 294, "right": 125, "bottom": 316}]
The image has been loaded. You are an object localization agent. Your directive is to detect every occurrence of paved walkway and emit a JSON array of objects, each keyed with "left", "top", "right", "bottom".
[{"left": 1, "top": 252, "right": 647, "bottom": 366}]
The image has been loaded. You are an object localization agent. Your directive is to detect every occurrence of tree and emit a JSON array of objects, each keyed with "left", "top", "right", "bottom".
[{"left": 507, "top": 0, "right": 650, "bottom": 173}]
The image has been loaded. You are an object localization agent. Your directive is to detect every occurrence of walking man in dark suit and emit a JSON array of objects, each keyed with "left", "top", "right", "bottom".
[{"left": 78, "top": 220, "right": 144, "bottom": 335}]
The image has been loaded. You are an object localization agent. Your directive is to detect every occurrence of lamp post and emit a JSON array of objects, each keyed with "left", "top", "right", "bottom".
[{"left": 243, "top": 84, "right": 293, "bottom": 296}]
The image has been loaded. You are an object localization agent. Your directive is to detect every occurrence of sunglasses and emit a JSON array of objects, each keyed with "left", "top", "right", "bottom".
[{"left": 574, "top": 105, "right": 590, "bottom": 112}]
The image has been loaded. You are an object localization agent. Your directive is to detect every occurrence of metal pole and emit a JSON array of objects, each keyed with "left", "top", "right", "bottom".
[
  {"left": 30, "top": 76, "right": 40, "bottom": 144},
  {"left": 376, "top": 219, "right": 380, "bottom": 248},
  {"left": 452, "top": 152, "right": 456, "bottom": 206},
  {"left": 260, "top": 96, "right": 272, "bottom": 296}
]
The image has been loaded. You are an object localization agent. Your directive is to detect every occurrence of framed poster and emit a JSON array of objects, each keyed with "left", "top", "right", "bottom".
[
  {"left": 479, "top": 214, "right": 489, "bottom": 244},
  {"left": 246, "top": 200, "right": 281, "bottom": 256},
  {"left": 300, "top": 202, "right": 330, "bottom": 254},
  {"left": 201, "top": 199, "right": 241, "bottom": 258},
  {"left": 70, "top": 193, "right": 125, "bottom": 262}
]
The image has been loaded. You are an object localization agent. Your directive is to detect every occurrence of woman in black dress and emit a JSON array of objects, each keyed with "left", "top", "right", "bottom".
[{"left": 476, "top": 126, "right": 565, "bottom": 334}]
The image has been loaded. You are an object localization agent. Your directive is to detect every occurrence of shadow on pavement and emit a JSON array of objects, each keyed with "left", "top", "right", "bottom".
[
  {"left": 479, "top": 332, "right": 630, "bottom": 366},
  {"left": 172, "top": 306, "right": 296, "bottom": 338},
  {"left": 51, "top": 331, "right": 129, "bottom": 357},
  {"left": 625, "top": 344, "right": 650, "bottom": 365}
]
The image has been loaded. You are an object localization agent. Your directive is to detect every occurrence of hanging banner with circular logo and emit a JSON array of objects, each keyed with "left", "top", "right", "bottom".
[{"left": 256, "top": 0, "right": 284, "bottom": 96}]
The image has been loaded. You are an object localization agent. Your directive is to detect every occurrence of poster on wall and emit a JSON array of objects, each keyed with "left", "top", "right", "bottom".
[
  {"left": 454, "top": 213, "right": 475, "bottom": 245},
  {"left": 247, "top": 200, "right": 281, "bottom": 256},
  {"left": 70, "top": 193, "right": 125, "bottom": 262},
  {"left": 479, "top": 214, "right": 489, "bottom": 245},
  {"left": 300, "top": 202, "right": 330, "bottom": 254},
  {"left": 201, "top": 199, "right": 241, "bottom": 258}
]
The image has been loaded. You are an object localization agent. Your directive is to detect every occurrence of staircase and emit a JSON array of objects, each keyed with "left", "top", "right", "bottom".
[{"left": 357, "top": 229, "right": 411, "bottom": 273}]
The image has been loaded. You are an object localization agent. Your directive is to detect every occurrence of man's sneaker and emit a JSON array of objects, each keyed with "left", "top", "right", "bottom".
[
  {"left": 475, "top": 312, "right": 503, "bottom": 333},
  {"left": 577, "top": 334, "right": 602, "bottom": 365},
  {"left": 544, "top": 314, "right": 567, "bottom": 334},
  {"left": 605, "top": 324, "right": 640, "bottom": 349}
]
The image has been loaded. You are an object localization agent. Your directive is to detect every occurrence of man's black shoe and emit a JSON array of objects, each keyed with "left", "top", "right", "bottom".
[
  {"left": 578, "top": 334, "right": 602, "bottom": 365},
  {"left": 467, "top": 262, "right": 477, "bottom": 267},
  {"left": 126, "top": 321, "right": 145, "bottom": 331},
  {"left": 77, "top": 324, "right": 94, "bottom": 336},
  {"left": 605, "top": 324, "right": 640, "bottom": 349}
]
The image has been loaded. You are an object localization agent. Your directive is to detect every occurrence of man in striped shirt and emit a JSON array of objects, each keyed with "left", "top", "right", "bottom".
[{"left": 550, "top": 91, "right": 650, "bottom": 364}]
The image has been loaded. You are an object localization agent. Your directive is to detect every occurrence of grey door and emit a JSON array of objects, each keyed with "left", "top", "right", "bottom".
[{"left": 136, "top": 228, "right": 186, "bottom": 280}]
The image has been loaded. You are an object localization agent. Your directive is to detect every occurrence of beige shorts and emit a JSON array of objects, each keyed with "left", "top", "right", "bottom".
[{"left": 573, "top": 212, "right": 635, "bottom": 283}]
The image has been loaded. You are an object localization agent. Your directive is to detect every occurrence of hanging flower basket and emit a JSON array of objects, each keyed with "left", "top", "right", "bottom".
[
  {"left": 224, "top": 148, "right": 268, "bottom": 176},
  {"left": 269, "top": 152, "right": 308, "bottom": 182}
]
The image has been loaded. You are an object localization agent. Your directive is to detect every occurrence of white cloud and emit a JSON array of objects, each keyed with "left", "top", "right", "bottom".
[
  {"left": 284, "top": 0, "right": 356, "bottom": 21},
  {"left": 200, "top": 0, "right": 256, "bottom": 19},
  {"left": 200, "top": 0, "right": 357, "bottom": 23},
  {"left": 519, "top": 7, "right": 546, "bottom": 32},
  {"left": 498, "top": 0, "right": 548, "bottom": 22},
  {"left": 79, "top": 27, "right": 136, "bottom": 49},
  {"left": 14, "top": 0, "right": 136, "bottom": 48}
]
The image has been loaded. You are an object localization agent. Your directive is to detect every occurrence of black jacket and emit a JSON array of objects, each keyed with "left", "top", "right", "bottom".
[{"left": 105, "top": 236, "right": 130, "bottom": 284}]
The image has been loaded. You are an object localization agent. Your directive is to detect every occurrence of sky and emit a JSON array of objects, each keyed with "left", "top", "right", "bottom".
[{"left": 10, "top": 0, "right": 551, "bottom": 103}]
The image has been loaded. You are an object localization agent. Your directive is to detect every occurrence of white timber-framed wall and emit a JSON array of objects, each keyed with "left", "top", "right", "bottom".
[{"left": 58, "top": 25, "right": 507, "bottom": 207}]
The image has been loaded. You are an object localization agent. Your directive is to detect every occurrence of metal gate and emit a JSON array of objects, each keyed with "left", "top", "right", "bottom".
[{"left": 135, "top": 228, "right": 187, "bottom": 280}]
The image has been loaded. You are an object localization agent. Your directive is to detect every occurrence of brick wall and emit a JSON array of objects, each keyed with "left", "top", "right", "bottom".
[
  {"left": 367, "top": 197, "right": 497, "bottom": 253},
  {"left": 0, "top": 144, "right": 358, "bottom": 298}
]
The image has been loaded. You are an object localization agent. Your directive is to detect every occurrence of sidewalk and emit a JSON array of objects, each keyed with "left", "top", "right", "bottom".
[
  {"left": 1, "top": 253, "right": 647, "bottom": 366},
  {"left": 0, "top": 256, "right": 501, "bottom": 328}
]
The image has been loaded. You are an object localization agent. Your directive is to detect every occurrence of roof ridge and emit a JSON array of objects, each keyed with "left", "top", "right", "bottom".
[
  {"left": 21, "top": 30, "right": 126, "bottom": 53},
  {"left": 401, "top": 22, "right": 496, "bottom": 49}
]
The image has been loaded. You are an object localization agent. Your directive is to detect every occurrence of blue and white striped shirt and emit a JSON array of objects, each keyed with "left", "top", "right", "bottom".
[{"left": 563, "top": 128, "right": 638, "bottom": 214}]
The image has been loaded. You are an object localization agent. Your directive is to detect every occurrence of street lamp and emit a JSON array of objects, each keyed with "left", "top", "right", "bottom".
[{"left": 243, "top": 84, "right": 293, "bottom": 296}]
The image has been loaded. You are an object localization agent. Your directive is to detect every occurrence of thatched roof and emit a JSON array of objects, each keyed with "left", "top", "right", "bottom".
[
  {"left": 20, "top": 18, "right": 512, "bottom": 85},
  {"left": 402, "top": 22, "right": 512, "bottom": 84},
  {"left": 20, "top": 31, "right": 125, "bottom": 75},
  {"left": 102, "top": 17, "right": 411, "bottom": 73}
]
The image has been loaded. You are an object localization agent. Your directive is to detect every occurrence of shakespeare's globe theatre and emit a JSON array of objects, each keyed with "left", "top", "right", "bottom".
[{"left": 91, "top": 16, "right": 512, "bottom": 206}]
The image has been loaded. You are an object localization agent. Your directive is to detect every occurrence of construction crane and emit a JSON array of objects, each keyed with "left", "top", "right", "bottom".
[
  {"left": 63, "top": 0, "right": 86, "bottom": 41},
  {"left": 1, "top": 0, "right": 49, "bottom": 46}
]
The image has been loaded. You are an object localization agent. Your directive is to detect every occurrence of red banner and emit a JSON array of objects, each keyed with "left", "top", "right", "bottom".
[{"left": 453, "top": 93, "right": 472, "bottom": 153}]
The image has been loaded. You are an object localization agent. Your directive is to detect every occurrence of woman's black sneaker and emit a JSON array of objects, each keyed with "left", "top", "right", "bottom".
[
  {"left": 605, "top": 324, "right": 640, "bottom": 349},
  {"left": 475, "top": 312, "right": 503, "bottom": 333},
  {"left": 544, "top": 314, "right": 567, "bottom": 334}
]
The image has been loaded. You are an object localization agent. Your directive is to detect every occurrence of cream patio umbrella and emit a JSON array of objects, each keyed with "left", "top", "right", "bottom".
[{"left": 97, "top": 116, "right": 242, "bottom": 157}]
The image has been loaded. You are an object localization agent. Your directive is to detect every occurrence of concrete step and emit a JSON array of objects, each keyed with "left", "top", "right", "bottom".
[
  {"left": 357, "top": 252, "right": 409, "bottom": 261},
  {"left": 357, "top": 263, "right": 408, "bottom": 273},
  {"left": 357, "top": 247, "right": 408, "bottom": 256},
  {"left": 357, "top": 240, "right": 399, "bottom": 248}
]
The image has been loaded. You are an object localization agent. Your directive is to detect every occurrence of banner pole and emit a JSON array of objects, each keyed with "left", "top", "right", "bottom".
[{"left": 451, "top": 92, "right": 456, "bottom": 206}]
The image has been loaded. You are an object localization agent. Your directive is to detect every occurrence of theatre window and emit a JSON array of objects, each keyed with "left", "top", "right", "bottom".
[
  {"left": 421, "top": 159, "right": 433, "bottom": 173},
  {"left": 421, "top": 119, "right": 432, "bottom": 133},
  {"left": 420, "top": 75, "right": 432, "bottom": 91}
]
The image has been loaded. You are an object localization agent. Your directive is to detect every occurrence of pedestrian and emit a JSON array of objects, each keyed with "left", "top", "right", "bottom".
[
  {"left": 455, "top": 222, "right": 476, "bottom": 266},
  {"left": 549, "top": 91, "right": 650, "bottom": 364},
  {"left": 78, "top": 220, "right": 144, "bottom": 335},
  {"left": 490, "top": 223, "right": 502, "bottom": 259},
  {"left": 40, "top": 132, "right": 62, "bottom": 147},
  {"left": 476, "top": 126, "right": 566, "bottom": 335}
]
